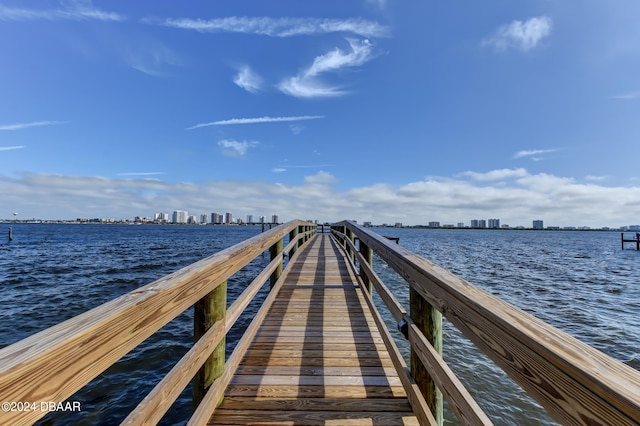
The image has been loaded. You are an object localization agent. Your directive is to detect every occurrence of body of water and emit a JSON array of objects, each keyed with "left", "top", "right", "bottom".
[{"left": 1, "top": 224, "right": 638, "bottom": 425}]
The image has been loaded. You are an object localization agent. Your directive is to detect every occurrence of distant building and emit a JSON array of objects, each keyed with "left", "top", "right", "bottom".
[
  {"left": 172, "top": 210, "right": 188, "bottom": 224},
  {"left": 271, "top": 214, "right": 279, "bottom": 224},
  {"left": 211, "top": 213, "right": 221, "bottom": 224},
  {"left": 200, "top": 214, "right": 208, "bottom": 224},
  {"left": 225, "top": 212, "right": 233, "bottom": 224},
  {"left": 470, "top": 220, "right": 479, "bottom": 228},
  {"left": 247, "top": 215, "right": 253, "bottom": 224},
  {"left": 533, "top": 220, "right": 544, "bottom": 230},
  {"left": 363, "top": 221, "right": 372, "bottom": 227},
  {"left": 187, "top": 215, "right": 197, "bottom": 224},
  {"left": 488, "top": 218, "right": 500, "bottom": 229},
  {"left": 394, "top": 222, "right": 403, "bottom": 228},
  {"left": 457, "top": 223, "right": 465, "bottom": 228},
  {"left": 478, "top": 220, "right": 486, "bottom": 229},
  {"left": 428, "top": 221, "right": 440, "bottom": 228}
]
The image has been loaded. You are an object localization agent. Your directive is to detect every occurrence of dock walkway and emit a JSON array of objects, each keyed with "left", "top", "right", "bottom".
[{"left": 209, "top": 233, "right": 418, "bottom": 425}]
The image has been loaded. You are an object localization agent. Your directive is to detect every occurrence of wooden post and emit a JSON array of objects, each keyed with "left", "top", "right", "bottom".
[
  {"left": 359, "top": 240, "right": 373, "bottom": 293},
  {"left": 270, "top": 238, "right": 283, "bottom": 289},
  {"left": 636, "top": 233, "right": 639, "bottom": 251},
  {"left": 289, "top": 227, "right": 299, "bottom": 257},
  {"left": 621, "top": 233, "right": 624, "bottom": 250},
  {"left": 8, "top": 227, "right": 12, "bottom": 242},
  {"left": 193, "top": 281, "right": 226, "bottom": 410},
  {"left": 410, "top": 287, "right": 443, "bottom": 426}
]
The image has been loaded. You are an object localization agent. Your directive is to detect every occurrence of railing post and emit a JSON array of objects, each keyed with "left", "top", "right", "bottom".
[
  {"left": 270, "top": 237, "right": 283, "bottom": 289},
  {"left": 359, "top": 240, "right": 373, "bottom": 293},
  {"left": 410, "top": 288, "right": 443, "bottom": 425},
  {"left": 193, "top": 281, "right": 227, "bottom": 410},
  {"left": 289, "top": 226, "right": 299, "bottom": 257},
  {"left": 297, "top": 225, "right": 304, "bottom": 248}
]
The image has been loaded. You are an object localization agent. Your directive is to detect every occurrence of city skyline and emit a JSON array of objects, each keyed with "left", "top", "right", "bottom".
[{"left": 2, "top": 2, "right": 640, "bottom": 227}]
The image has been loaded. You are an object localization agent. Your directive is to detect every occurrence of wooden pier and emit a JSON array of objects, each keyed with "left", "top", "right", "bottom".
[
  {"left": 209, "top": 234, "right": 418, "bottom": 425},
  {"left": 1, "top": 220, "right": 640, "bottom": 425},
  {"left": 621, "top": 232, "right": 640, "bottom": 250}
]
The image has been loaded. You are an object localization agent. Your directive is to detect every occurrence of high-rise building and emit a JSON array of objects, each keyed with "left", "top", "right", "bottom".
[
  {"left": 211, "top": 213, "right": 220, "bottom": 224},
  {"left": 428, "top": 221, "right": 440, "bottom": 228},
  {"left": 470, "top": 219, "right": 479, "bottom": 228},
  {"left": 271, "top": 215, "right": 279, "bottom": 224},
  {"left": 488, "top": 218, "right": 500, "bottom": 229},
  {"left": 533, "top": 220, "right": 544, "bottom": 230},
  {"left": 247, "top": 215, "right": 253, "bottom": 224},
  {"left": 225, "top": 212, "right": 233, "bottom": 224},
  {"left": 478, "top": 220, "right": 486, "bottom": 229},
  {"left": 200, "top": 214, "right": 208, "bottom": 224},
  {"left": 172, "top": 210, "right": 188, "bottom": 224}
]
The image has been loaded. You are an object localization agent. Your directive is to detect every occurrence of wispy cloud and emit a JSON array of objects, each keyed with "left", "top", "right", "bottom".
[
  {"left": 460, "top": 168, "right": 529, "bottom": 181},
  {"left": 125, "top": 44, "right": 181, "bottom": 77},
  {"left": 188, "top": 115, "right": 324, "bottom": 130},
  {"left": 155, "top": 16, "right": 389, "bottom": 38},
  {"left": 218, "top": 139, "right": 259, "bottom": 157},
  {"left": 278, "top": 38, "right": 376, "bottom": 98},
  {"left": 117, "top": 172, "right": 166, "bottom": 176},
  {"left": 233, "top": 66, "right": 264, "bottom": 93},
  {"left": 513, "top": 148, "right": 559, "bottom": 159},
  {"left": 0, "top": 121, "right": 68, "bottom": 131},
  {"left": 611, "top": 91, "right": 640, "bottom": 100},
  {"left": 0, "top": 1, "right": 125, "bottom": 22},
  {"left": 483, "top": 16, "right": 552, "bottom": 52},
  {"left": 0, "top": 146, "right": 25, "bottom": 151}
]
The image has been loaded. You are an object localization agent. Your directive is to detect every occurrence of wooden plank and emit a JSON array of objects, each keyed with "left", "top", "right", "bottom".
[
  {"left": 208, "top": 233, "right": 418, "bottom": 425},
  {"left": 208, "top": 410, "right": 419, "bottom": 425}
]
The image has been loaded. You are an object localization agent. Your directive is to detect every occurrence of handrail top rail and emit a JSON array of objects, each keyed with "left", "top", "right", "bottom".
[{"left": 331, "top": 220, "right": 640, "bottom": 424}]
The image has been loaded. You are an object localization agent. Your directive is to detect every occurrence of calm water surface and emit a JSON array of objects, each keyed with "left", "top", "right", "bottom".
[{"left": 1, "top": 224, "right": 638, "bottom": 425}]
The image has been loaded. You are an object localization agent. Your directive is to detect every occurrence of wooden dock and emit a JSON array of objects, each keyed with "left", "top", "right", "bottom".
[
  {"left": 1, "top": 219, "right": 639, "bottom": 426},
  {"left": 209, "top": 234, "right": 417, "bottom": 425}
]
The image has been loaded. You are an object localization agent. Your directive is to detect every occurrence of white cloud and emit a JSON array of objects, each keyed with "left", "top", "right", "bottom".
[
  {"left": 0, "top": 146, "right": 25, "bottom": 151},
  {"left": 460, "top": 168, "right": 529, "bottom": 181},
  {"left": 586, "top": 175, "right": 609, "bottom": 182},
  {"left": 272, "top": 168, "right": 287, "bottom": 173},
  {"left": 483, "top": 16, "right": 552, "bottom": 52},
  {"left": 513, "top": 148, "right": 559, "bottom": 159},
  {"left": 304, "top": 171, "right": 338, "bottom": 185},
  {"left": 0, "top": 121, "right": 68, "bottom": 131},
  {"left": 278, "top": 38, "right": 376, "bottom": 98},
  {"left": 0, "top": 1, "right": 125, "bottom": 22},
  {"left": 157, "top": 16, "right": 389, "bottom": 38},
  {"left": 188, "top": 115, "right": 323, "bottom": 130},
  {"left": 218, "top": 139, "right": 258, "bottom": 157},
  {"left": 233, "top": 66, "right": 263, "bottom": 93},
  {"left": 3, "top": 169, "right": 640, "bottom": 228}
]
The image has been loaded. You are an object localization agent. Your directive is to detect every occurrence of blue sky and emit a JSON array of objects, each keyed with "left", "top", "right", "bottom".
[{"left": 1, "top": 0, "right": 640, "bottom": 227}]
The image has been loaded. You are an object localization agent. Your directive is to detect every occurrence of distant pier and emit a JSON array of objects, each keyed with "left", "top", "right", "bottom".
[{"left": 621, "top": 232, "right": 640, "bottom": 250}]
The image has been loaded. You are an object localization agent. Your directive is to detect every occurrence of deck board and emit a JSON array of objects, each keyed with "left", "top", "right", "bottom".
[{"left": 208, "top": 233, "right": 418, "bottom": 425}]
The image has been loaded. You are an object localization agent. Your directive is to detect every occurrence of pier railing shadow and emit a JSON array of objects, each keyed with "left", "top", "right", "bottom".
[
  {"left": 331, "top": 220, "right": 640, "bottom": 425},
  {"left": 0, "top": 219, "right": 317, "bottom": 425}
]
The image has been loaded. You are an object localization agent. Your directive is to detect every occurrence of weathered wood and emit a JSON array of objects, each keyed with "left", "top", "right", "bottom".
[
  {"left": 269, "top": 237, "right": 283, "bottom": 288},
  {"left": 410, "top": 286, "right": 443, "bottom": 425},
  {"left": 207, "top": 234, "right": 419, "bottom": 425},
  {"left": 0, "top": 219, "right": 311, "bottom": 425},
  {"left": 407, "top": 320, "right": 492, "bottom": 426},
  {"left": 190, "top": 233, "right": 317, "bottom": 425},
  {"left": 335, "top": 220, "right": 640, "bottom": 426},
  {"left": 193, "top": 281, "right": 227, "bottom": 409},
  {"left": 359, "top": 239, "right": 373, "bottom": 292}
]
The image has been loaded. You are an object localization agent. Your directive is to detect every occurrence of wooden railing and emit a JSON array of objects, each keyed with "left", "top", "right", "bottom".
[
  {"left": 331, "top": 220, "right": 640, "bottom": 426},
  {"left": 0, "top": 220, "right": 316, "bottom": 425}
]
